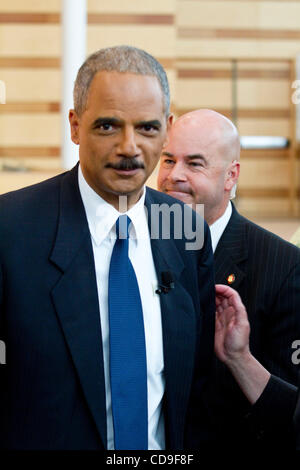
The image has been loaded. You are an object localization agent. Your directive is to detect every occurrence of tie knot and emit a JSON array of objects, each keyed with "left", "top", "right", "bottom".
[{"left": 116, "top": 215, "right": 131, "bottom": 240}]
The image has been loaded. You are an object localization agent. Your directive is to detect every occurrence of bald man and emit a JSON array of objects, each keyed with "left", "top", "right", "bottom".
[
  {"left": 158, "top": 109, "right": 240, "bottom": 228},
  {"left": 158, "top": 109, "right": 300, "bottom": 451}
]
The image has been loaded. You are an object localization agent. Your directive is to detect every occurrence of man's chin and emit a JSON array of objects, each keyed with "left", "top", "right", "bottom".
[{"left": 110, "top": 172, "right": 146, "bottom": 193}]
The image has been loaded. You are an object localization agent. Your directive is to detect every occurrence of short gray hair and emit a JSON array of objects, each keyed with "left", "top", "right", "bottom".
[{"left": 73, "top": 45, "right": 170, "bottom": 116}]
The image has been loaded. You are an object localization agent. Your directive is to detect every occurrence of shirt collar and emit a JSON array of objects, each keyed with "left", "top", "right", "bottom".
[
  {"left": 209, "top": 202, "right": 232, "bottom": 253},
  {"left": 78, "top": 164, "right": 147, "bottom": 246}
]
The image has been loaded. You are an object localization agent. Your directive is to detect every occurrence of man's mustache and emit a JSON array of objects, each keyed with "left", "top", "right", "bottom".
[{"left": 106, "top": 159, "right": 145, "bottom": 171}]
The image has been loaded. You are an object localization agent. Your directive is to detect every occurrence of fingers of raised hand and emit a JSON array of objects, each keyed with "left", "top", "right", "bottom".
[{"left": 216, "top": 304, "right": 235, "bottom": 328}]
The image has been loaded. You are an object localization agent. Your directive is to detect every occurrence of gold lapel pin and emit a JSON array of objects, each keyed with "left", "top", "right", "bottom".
[{"left": 227, "top": 274, "right": 235, "bottom": 284}]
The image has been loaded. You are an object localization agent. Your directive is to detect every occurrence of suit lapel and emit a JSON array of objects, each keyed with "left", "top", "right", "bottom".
[
  {"left": 145, "top": 189, "right": 198, "bottom": 449},
  {"left": 49, "top": 165, "right": 107, "bottom": 448},
  {"left": 214, "top": 204, "right": 247, "bottom": 289}
]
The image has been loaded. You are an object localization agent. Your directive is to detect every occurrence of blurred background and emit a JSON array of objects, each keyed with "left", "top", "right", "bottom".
[{"left": 0, "top": 0, "right": 300, "bottom": 239}]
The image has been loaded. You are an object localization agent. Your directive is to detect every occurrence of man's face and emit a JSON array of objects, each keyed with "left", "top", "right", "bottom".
[
  {"left": 157, "top": 124, "right": 234, "bottom": 225},
  {"left": 69, "top": 71, "right": 172, "bottom": 209}
]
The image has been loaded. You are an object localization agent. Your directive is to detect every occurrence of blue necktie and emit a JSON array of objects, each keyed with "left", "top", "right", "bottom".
[{"left": 108, "top": 215, "right": 148, "bottom": 450}]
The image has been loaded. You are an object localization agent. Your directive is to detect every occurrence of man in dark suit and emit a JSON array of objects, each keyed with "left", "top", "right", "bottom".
[
  {"left": 157, "top": 109, "right": 300, "bottom": 450},
  {"left": 0, "top": 47, "right": 215, "bottom": 450}
]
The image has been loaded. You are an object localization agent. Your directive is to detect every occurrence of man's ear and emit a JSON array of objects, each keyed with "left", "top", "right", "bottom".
[
  {"left": 167, "top": 113, "right": 174, "bottom": 129},
  {"left": 225, "top": 160, "right": 240, "bottom": 191},
  {"left": 163, "top": 114, "right": 174, "bottom": 148},
  {"left": 69, "top": 109, "right": 80, "bottom": 145}
]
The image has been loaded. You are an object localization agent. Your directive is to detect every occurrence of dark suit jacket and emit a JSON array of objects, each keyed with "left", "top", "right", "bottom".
[
  {"left": 294, "top": 378, "right": 300, "bottom": 451},
  {"left": 0, "top": 165, "right": 215, "bottom": 450},
  {"left": 210, "top": 203, "right": 300, "bottom": 451}
]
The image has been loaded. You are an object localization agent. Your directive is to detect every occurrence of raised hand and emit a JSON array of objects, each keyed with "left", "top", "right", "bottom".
[
  {"left": 214, "top": 284, "right": 250, "bottom": 365},
  {"left": 214, "top": 284, "right": 270, "bottom": 404}
]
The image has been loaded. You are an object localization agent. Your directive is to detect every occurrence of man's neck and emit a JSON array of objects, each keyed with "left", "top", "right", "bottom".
[{"left": 207, "top": 200, "right": 231, "bottom": 227}]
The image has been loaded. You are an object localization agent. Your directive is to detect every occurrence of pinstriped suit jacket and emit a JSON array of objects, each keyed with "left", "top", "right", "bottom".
[
  {"left": 210, "top": 203, "right": 300, "bottom": 451},
  {"left": 294, "top": 380, "right": 300, "bottom": 450}
]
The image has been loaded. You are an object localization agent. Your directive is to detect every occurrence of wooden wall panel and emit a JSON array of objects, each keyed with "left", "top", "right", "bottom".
[
  {"left": 0, "top": 58, "right": 60, "bottom": 67},
  {"left": 253, "top": 2, "right": 300, "bottom": 30},
  {"left": 177, "top": 1, "right": 300, "bottom": 30},
  {"left": 0, "top": 26, "right": 61, "bottom": 57},
  {"left": 177, "top": 39, "right": 300, "bottom": 59},
  {"left": 15, "top": 157, "right": 61, "bottom": 169},
  {"left": 0, "top": 147, "right": 60, "bottom": 158},
  {"left": 236, "top": 159, "right": 300, "bottom": 217},
  {"left": 0, "top": 169, "right": 63, "bottom": 195},
  {"left": 0, "top": 157, "right": 60, "bottom": 170},
  {"left": 88, "top": 26, "right": 175, "bottom": 58},
  {"left": 0, "top": 0, "right": 61, "bottom": 13},
  {"left": 88, "top": 0, "right": 175, "bottom": 14},
  {"left": 177, "top": 1, "right": 257, "bottom": 29},
  {"left": 237, "top": 197, "right": 291, "bottom": 217},
  {"left": 239, "top": 159, "right": 289, "bottom": 188},
  {"left": 0, "top": 13, "right": 59, "bottom": 23},
  {"left": 0, "top": 115, "right": 61, "bottom": 146},
  {"left": 237, "top": 80, "right": 289, "bottom": 109},
  {"left": 238, "top": 119, "right": 290, "bottom": 137},
  {"left": 176, "top": 79, "right": 232, "bottom": 108},
  {"left": 0, "top": 70, "right": 60, "bottom": 101}
]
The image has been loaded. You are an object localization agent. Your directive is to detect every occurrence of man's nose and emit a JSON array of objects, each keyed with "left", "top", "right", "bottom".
[
  {"left": 168, "top": 162, "right": 187, "bottom": 182},
  {"left": 117, "top": 128, "right": 140, "bottom": 157}
]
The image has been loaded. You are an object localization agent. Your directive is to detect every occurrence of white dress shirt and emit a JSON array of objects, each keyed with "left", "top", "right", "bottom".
[
  {"left": 78, "top": 165, "right": 165, "bottom": 450},
  {"left": 209, "top": 202, "right": 232, "bottom": 253}
]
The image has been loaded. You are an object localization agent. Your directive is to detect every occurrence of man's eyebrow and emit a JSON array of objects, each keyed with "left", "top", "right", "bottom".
[
  {"left": 161, "top": 151, "right": 174, "bottom": 158},
  {"left": 91, "top": 117, "right": 122, "bottom": 128},
  {"left": 161, "top": 152, "right": 208, "bottom": 163},
  {"left": 136, "top": 119, "right": 162, "bottom": 128},
  {"left": 186, "top": 154, "right": 208, "bottom": 164}
]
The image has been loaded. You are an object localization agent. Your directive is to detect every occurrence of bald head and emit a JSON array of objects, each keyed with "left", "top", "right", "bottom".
[
  {"left": 157, "top": 109, "right": 241, "bottom": 225},
  {"left": 171, "top": 109, "right": 240, "bottom": 164}
]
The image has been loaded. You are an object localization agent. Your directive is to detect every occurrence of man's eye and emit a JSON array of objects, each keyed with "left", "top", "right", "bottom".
[
  {"left": 100, "top": 123, "right": 113, "bottom": 131},
  {"left": 189, "top": 161, "right": 203, "bottom": 167},
  {"left": 162, "top": 159, "right": 175, "bottom": 167},
  {"left": 139, "top": 124, "right": 158, "bottom": 134}
]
